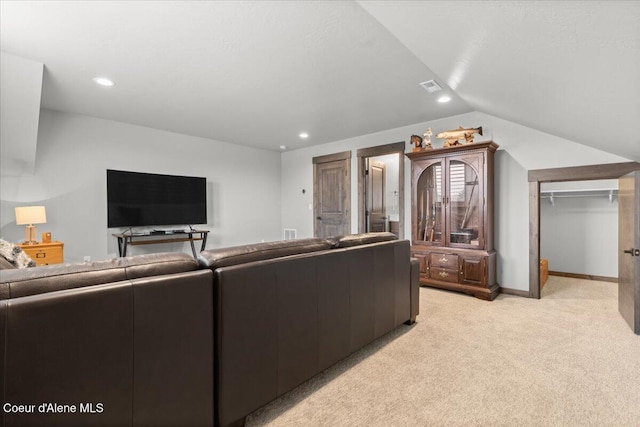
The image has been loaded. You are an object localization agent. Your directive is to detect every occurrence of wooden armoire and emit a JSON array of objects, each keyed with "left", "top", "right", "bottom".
[{"left": 406, "top": 141, "right": 499, "bottom": 300}]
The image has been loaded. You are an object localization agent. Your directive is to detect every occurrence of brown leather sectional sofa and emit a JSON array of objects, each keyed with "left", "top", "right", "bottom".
[{"left": 0, "top": 232, "right": 419, "bottom": 427}]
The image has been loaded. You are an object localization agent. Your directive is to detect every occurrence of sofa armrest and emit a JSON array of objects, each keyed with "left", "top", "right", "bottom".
[
  {"left": 198, "top": 238, "right": 332, "bottom": 271},
  {"left": 407, "top": 257, "right": 420, "bottom": 324},
  {"left": 327, "top": 232, "right": 397, "bottom": 248}
]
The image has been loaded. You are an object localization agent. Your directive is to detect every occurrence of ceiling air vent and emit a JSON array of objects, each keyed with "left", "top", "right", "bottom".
[{"left": 420, "top": 80, "right": 442, "bottom": 93}]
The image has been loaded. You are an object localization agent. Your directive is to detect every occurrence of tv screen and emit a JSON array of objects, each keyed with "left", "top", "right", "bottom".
[{"left": 107, "top": 169, "right": 207, "bottom": 228}]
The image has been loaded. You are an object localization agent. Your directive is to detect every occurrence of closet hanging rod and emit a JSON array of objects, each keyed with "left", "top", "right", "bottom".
[
  {"left": 540, "top": 188, "right": 618, "bottom": 195},
  {"left": 541, "top": 189, "right": 617, "bottom": 205}
]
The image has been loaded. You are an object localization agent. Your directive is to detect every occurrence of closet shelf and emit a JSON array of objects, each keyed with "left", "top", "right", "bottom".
[{"left": 540, "top": 188, "right": 618, "bottom": 205}]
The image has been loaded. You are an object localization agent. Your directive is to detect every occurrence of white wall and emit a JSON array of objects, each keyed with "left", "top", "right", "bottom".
[
  {"left": 281, "top": 111, "right": 630, "bottom": 291},
  {"left": 540, "top": 180, "right": 618, "bottom": 278},
  {"left": 0, "top": 109, "right": 282, "bottom": 262},
  {"left": 0, "top": 52, "right": 43, "bottom": 176},
  {"left": 494, "top": 149, "right": 529, "bottom": 292}
]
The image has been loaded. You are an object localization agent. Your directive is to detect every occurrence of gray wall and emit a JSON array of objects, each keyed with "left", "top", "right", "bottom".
[
  {"left": 0, "top": 109, "right": 282, "bottom": 262},
  {"left": 281, "top": 111, "right": 629, "bottom": 291},
  {"left": 0, "top": 52, "right": 43, "bottom": 176}
]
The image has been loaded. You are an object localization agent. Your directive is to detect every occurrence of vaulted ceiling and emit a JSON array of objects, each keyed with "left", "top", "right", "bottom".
[{"left": 1, "top": 1, "right": 638, "bottom": 159}]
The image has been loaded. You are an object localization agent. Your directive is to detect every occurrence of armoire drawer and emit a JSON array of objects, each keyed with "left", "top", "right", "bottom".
[
  {"left": 429, "top": 267, "right": 458, "bottom": 283},
  {"left": 429, "top": 252, "right": 459, "bottom": 269}
]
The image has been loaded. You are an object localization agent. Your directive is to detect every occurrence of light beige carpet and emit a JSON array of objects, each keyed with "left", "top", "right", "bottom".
[{"left": 246, "top": 276, "right": 640, "bottom": 426}]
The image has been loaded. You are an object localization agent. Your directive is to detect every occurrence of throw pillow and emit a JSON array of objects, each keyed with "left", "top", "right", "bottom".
[{"left": 0, "top": 238, "right": 37, "bottom": 268}]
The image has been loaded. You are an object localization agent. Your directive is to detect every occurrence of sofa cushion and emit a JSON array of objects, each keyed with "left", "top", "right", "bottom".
[
  {"left": 0, "top": 238, "right": 36, "bottom": 269},
  {"left": 198, "top": 238, "right": 332, "bottom": 271},
  {"left": 0, "top": 256, "right": 16, "bottom": 270},
  {"left": 0, "top": 252, "right": 198, "bottom": 300},
  {"left": 328, "top": 232, "right": 397, "bottom": 248}
]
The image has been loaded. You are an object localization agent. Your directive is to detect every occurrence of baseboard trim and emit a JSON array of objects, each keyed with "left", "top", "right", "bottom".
[
  {"left": 549, "top": 271, "right": 617, "bottom": 283},
  {"left": 499, "top": 287, "right": 532, "bottom": 298}
]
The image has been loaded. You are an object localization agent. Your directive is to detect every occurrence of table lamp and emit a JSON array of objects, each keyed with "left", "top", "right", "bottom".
[{"left": 15, "top": 206, "right": 47, "bottom": 244}]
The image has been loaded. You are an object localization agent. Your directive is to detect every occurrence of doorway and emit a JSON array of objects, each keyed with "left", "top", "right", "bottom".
[
  {"left": 357, "top": 142, "right": 405, "bottom": 238},
  {"left": 366, "top": 158, "right": 388, "bottom": 232},
  {"left": 528, "top": 162, "right": 640, "bottom": 299}
]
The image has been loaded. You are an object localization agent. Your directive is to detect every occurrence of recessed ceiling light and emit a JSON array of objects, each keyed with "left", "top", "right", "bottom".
[
  {"left": 437, "top": 95, "right": 451, "bottom": 103},
  {"left": 93, "top": 77, "right": 115, "bottom": 87},
  {"left": 299, "top": 132, "right": 309, "bottom": 139},
  {"left": 279, "top": 145, "right": 287, "bottom": 150}
]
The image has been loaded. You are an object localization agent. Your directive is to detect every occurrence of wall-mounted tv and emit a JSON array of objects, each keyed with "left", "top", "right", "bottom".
[{"left": 107, "top": 169, "right": 207, "bottom": 228}]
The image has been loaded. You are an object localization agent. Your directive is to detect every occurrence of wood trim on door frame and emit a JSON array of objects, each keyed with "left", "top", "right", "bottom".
[
  {"left": 357, "top": 141, "right": 405, "bottom": 238},
  {"left": 528, "top": 161, "right": 640, "bottom": 299},
  {"left": 312, "top": 150, "right": 351, "bottom": 164}
]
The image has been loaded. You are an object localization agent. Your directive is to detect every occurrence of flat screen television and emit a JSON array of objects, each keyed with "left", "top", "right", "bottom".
[{"left": 107, "top": 169, "right": 207, "bottom": 228}]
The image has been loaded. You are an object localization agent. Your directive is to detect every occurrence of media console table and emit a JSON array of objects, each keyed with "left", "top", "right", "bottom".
[{"left": 113, "top": 230, "right": 209, "bottom": 258}]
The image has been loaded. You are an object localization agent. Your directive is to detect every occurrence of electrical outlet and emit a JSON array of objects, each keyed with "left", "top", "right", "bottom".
[{"left": 83, "top": 256, "right": 91, "bottom": 262}]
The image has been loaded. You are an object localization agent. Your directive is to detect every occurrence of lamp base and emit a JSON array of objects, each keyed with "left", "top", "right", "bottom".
[{"left": 23, "top": 225, "right": 38, "bottom": 245}]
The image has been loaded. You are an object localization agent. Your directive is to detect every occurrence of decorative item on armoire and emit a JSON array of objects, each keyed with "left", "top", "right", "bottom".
[
  {"left": 436, "top": 126, "right": 483, "bottom": 147},
  {"left": 422, "top": 128, "right": 433, "bottom": 149},
  {"left": 410, "top": 134, "right": 423, "bottom": 152}
]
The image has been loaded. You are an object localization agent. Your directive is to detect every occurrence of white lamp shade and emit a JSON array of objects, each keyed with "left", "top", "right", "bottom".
[{"left": 15, "top": 206, "right": 47, "bottom": 225}]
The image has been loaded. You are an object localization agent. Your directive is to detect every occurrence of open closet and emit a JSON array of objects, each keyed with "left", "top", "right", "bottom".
[{"left": 540, "top": 179, "right": 619, "bottom": 287}]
